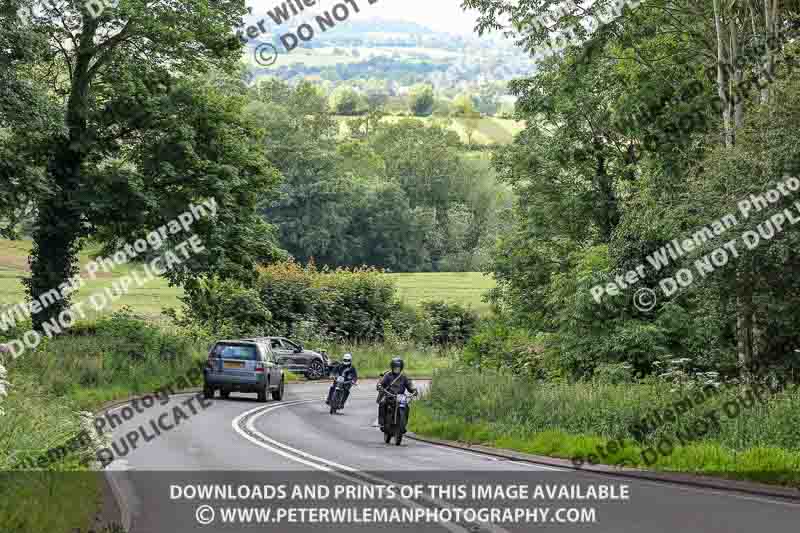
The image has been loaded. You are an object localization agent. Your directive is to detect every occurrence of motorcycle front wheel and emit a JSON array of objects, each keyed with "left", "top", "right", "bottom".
[{"left": 330, "top": 391, "right": 340, "bottom": 414}]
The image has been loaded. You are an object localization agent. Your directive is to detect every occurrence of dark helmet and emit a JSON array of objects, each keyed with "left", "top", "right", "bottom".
[{"left": 390, "top": 357, "right": 404, "bottom": 372}]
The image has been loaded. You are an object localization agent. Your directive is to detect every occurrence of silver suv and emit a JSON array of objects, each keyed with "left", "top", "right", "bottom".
[{"left": 203, "top": 340, "right": 285, "bottom": 402}]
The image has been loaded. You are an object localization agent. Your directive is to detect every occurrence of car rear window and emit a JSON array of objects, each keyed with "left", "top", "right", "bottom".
[{"left": 212, "top": 343, "right": 259, "bottom": 361}]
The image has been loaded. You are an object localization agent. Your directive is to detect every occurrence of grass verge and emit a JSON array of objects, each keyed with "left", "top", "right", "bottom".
[
  {"left": 0, "top": 472, "right": 108, "bottom": 533},
  {"left": 410, "top": 370, "right": 800, "bottom": 488}
]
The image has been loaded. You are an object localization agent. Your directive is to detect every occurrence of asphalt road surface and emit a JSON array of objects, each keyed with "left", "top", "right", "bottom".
[{"left": 104, "top": 380, "right": 800, "bottom": 533}]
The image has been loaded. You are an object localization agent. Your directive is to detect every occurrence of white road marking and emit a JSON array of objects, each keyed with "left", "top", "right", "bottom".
[
  {"left": 508, "top": 460, "right": 564, "bottom": 471},
  {"left": 253, "top": 394, "right": 800, "bottom": 509},
  {"left": 232, "top": 399, "right": 510, "bottom": 533},
  {"left": 104, "top": 388, "right": 800, "bottom": 510},
  {"left": 232, "top": 400, "right": 334, "bottom": 471}
]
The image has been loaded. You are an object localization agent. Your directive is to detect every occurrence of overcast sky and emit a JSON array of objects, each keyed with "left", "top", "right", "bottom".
[{"left": 248, "top": 0, "right": 481, "bottom": 35}]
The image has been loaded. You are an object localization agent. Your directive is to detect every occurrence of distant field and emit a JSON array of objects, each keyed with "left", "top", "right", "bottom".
[
  {"left": 266, "top": 46, "right": 461, "bottom": 68},
  {"left": 250, "top": 43, "right": 462, "bottom": 70},
  {"left": 0, "top": 240, "right": 496, "bottom": 319},
  {"left": 386, "top": 272, "right": 495, "bottom": 313},
  {"left": 0, "top": 240, "right": 183, "bottom": 320},
  {"left": 335, "top": 115, "right": 525, "bottom": 145}
]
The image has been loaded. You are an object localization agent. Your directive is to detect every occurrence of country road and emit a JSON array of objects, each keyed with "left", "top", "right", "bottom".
[{"left": 103, "top": 380, "right": 800, "bottom": 533}]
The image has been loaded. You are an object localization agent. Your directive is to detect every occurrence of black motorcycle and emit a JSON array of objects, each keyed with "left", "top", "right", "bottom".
[
  {"left": 381, "top": 390, "right": 414, "bottom": 445},
  {"left": 329, "top": 375, "right": 354, "bottom": 414}
]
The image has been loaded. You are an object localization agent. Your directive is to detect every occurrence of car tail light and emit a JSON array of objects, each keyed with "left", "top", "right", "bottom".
[
  {"left": 206, "top": 356, "right": 215, "bottom": 369},
  {"left": 255, "top": 363, "right": 265, "bottom": 373}
]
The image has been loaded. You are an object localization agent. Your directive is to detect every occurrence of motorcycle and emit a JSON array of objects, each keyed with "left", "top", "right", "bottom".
[
  {"left": 329, "top": 375, "right": 354, "bottom": 414},
  {"left": 381, "top": 389, "right": 415, "bottom": 445}
]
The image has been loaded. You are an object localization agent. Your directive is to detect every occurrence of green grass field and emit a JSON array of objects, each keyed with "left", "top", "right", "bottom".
[
  {"left": 334, "top": 115, "right": 526, "bottom": 145},
  {"left": 257, "top": 46, "right": 463, "bottom": 68},
  {"left": 0, "top": 240, "right": 496, "bottom": 318},
  {"left": 386, "top": 272, "right": 494, "bottom": 313},
  {"left": 0, "top": 239, "right": 183, "bottom": 320}
]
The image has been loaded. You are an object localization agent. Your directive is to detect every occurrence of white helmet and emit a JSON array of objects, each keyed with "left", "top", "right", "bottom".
[{"left": 342, "top": 353, "right": 353, "bottom": 365}]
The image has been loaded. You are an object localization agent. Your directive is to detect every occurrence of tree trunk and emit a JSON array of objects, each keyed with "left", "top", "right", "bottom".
[
  {"left": 736, "top": 262, "right": 755, "bottom": 373},
  {"left": 730, "top": 21, "right": 744, "bottom": 129},
  {"left": 26, "top": 36, "right": 95, "bottom": 331},
  {"left": 712, "top": 0, "right": 734, "bottom": 147},
  {"left": 760, "top": 0, "right": 776, "bottom": 104},
  {"left": 27, "top": 143, "right": 85, "bottom": 331},
  {"left": 593, "top": 137, "right": 617, "bottom": 242},
  {"left": 712, "top": 0, "right": 759, "bottom": 376}
]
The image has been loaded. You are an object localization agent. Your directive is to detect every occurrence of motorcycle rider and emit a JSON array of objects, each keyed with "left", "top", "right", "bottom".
[
  {"left": 326, "top": 353, "right": 358, "bottom": 407},
  {"left": 377, "top": 357, "right": 417, "bottom": 431}
]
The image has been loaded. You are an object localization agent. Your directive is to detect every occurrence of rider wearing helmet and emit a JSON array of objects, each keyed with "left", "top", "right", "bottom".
[
  {"left": 377, "top": 357, "right": 417, "bottom": 431},
  {"left": 326, "top": 352, "right": 358, "bottom": 406}
]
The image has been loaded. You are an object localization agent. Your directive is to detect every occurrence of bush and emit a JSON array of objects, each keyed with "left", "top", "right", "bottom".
[
  {"left": 329, "top": 86, "right": 364, "bottom": 116},
  {"left": 407, "top": 84, "right": 435, "bottom": 117},
  {"left": 420, "top": 300, "right": 478, "bottom": 346},
  {"left": 178, "top": 263, "right": 490, "bottom": 347},
  {"left": 180, "top": 261, "right": 404, "bottom": 343},
  {"left": 313, "top": 265, "right": 399, "bottom": 341},
  {"left": 592, "top": 362, "right": 635, "bottom": 384},
  {"left": 254, "top": 261, "right": 320, "bottom": 335},
  {"left": 462, "top": 319, "right": 548, "bottom": 377},
  {"left": 384, "top": 303, "right": 433, "bottom": 346},
  {"left": 175, "top": 279, "right": 273, "bottom": 338}
]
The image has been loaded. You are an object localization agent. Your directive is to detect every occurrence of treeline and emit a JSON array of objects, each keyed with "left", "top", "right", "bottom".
[
  {"left": 252, "top": 79, "right": 509, "bottom": 272},
  {"left": 463, "top": 0, "right": 800, "bottom": 382},
  {"left": 273, "top": 56, "right": 449, "bottom": 84}
]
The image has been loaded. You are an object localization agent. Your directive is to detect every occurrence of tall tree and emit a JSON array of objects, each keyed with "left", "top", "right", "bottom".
[{"left": 11, "top": 0, "right": 281, "bottom": 330}]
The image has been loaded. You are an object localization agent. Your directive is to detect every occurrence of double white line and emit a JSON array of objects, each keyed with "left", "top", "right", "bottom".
[{"left": 231, "top": 399, "right": 510, "bottom": 533}]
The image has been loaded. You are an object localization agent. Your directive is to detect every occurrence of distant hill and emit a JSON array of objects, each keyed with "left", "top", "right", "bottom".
[
  {"left": 241, "top": 13, "right": 536, "bottom": 94},
  {"left": 329, "top": 18, "right": 436, "bottom": 35},
  {"left": 242, "top": 12, "right": 436, "bottom": 40}
]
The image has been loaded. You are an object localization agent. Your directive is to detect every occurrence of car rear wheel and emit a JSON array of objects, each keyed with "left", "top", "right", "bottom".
[
  {"left": 306, "top": 359, "right": 324, "bottom": 380},
  {"left": 272, "top": 378, "right": 284, "bottom": 401},
  {"left": 203, "top": 385, "right": 214, "bottom": 399},
  {"left": 220, "top": 390, "right": 230, "bottom": 400},
  {"left": 257, "top": 386, "right": 267, "bottom": 402}
]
